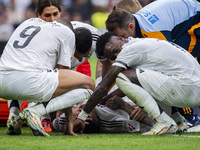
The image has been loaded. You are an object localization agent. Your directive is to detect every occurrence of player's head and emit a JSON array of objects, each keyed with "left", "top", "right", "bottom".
[
  {"left": 74, "top": 27, "right": 92, "bottom": 62},
  {"left": 56, "top": 18, "right": 74, "bottom": 31},
  {"left": 106, "top": 9, "right": 136, "bottom": 38},
  {"left": 36, "top": 0, "right": 61, "bottom": 22},
  {"left": 96, "top": 32, "right": 127, "bottom": 61},
  {"left": 113, "top": 0, "right": 142, "bottom": 14}
]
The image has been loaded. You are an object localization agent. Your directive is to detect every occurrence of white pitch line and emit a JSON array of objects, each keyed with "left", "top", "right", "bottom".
[{"left": 170, "top": 134, "right": 200, "bottom": 138}]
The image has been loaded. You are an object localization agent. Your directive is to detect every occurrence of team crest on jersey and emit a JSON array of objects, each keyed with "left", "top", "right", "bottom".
[{"left": 148, "top": 14, "right": 159, "bottom": 24}]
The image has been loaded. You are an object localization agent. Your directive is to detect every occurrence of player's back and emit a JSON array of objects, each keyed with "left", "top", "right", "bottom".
[
  {"left": 134, "top": 0, "right": 200, "bottom": 32},
  {"left": 0, "top": 18, "right": 75, "bottom": 72},
  {"left": 114, "top": 38, "right": 200, "bottom": 85}
]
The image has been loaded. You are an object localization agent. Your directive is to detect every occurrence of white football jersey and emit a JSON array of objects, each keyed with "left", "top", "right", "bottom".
[
  {"left": 0, "top": 18, "right": 75, "bottom": 71},
  {"left": 70, "top": 21, "right": 102, "bottom": 70},
  {"left": 113, "top": 37, "right": 200, "bottom": 85},
  {"left": 94, "top": 104, "right": 140, "bottom": 133}
]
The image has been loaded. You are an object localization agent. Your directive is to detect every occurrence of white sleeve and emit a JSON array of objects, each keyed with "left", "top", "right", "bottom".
[{"left": 57, "top": 28, "right": 75, "bottom": 68}]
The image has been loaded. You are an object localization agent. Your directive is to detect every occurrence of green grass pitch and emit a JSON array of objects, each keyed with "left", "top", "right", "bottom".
[
  {"left": 88, "top": 56, "right": 98, "bottom": 82},
  {"left": 0, "top": 126, "right": 200, "bottom": 150}
]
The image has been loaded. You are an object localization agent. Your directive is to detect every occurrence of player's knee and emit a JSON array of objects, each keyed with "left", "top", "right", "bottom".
[
  {"left": 116, "top": 73, "right": 131, "bottom": 82},
  {"left": 86, "top": 77, "right": 95, "bottom": 90},
  {"left": 121, "top": 69, "right": 140, "bottom": 85}
]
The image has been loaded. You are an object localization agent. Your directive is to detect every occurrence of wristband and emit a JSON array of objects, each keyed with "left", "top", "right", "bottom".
[{"left": 78, "top": 110, "right": 89, "bottom": 121}]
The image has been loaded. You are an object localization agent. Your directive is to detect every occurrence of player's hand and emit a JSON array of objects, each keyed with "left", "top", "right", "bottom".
[
  {"left": 73, "top": 118, "right": 86, "bottom": 134},
  {"left": 86, "top": 114, "right": 92, "bottom": 122},
  {"left": 130, "top": 105, "right": 147, "bottom": 121}
]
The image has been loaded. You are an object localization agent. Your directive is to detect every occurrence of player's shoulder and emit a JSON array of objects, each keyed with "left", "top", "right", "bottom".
[
  {"left": 123, "top": 38, "right": 157, "bottom": 52},
  {"left": 71, "top": 21, "right": 102, "bottom": 35},
  {"left": 134, "top": 0, "right": 197, "bottom": 31},
  {"left": 51, "top": 20, "right": 75, "bottom": 37}
]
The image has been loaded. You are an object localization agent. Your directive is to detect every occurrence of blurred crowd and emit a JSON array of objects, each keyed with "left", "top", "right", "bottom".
[{"left": 0, "top": 0, "right": 155, "bottom": 43}]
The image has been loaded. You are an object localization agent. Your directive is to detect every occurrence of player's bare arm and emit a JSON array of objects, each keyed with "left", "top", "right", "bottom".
[
  {"left": 63, "top": 107, "right": 77, "bottom": 136},
  {"left": 84, "top": 66, "right": 124, "bottom": 114},
  {"left": 105, "top": 95, "right": 147, "bottom": 121},
  {"left": 99, "top": 88, "right": 125, "bottom": 105},
  {"left": 100, "top": 59, "right": 113, "bottom": 78}
]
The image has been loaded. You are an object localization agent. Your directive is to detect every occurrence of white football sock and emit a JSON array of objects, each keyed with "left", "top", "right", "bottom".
[
  {"left": 8, "top": 100, "right": 22, "bottom": 117},
  {"left": 171, "top": 112, "right": 186, "bottom": 123},
  {"left": 28, "top": 89, "right": 93, "bottom": 117},
  {"left": 116, "top": 73, "right": 173, "bottom": 123},
  {"left": 157, "top": 101, "right": 185, "bottom": 123}
]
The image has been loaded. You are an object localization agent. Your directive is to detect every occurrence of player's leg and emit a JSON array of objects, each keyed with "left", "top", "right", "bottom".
[
  {"left": 0, "top": 72, "right": 24, "bottom": 135},
  {"left": 20, "top": 69, "right": 94, "bottom": 136},
  {"left": 158, "top": 102, "right": 188, "bottom": 132},
  {"left": 52, "top": 69, "right": 95, "bottom": 98},
  {"left": 20, "top": 89, "right": 93, "bottom": 136},
  {"left": 7, "top": 100, "right": 22, "bottom": 135},
  {"left": 116, "top": 69, "right": 177, "bottom": 135},
  {"left": 42, "top": 66, "right": 93, "bottom": 132}
]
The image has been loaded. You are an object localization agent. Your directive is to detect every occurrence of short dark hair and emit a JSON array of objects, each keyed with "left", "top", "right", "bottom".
[
  {"left": 75, "top": 27, "right": 92, "bottom": 53},
  {"left": 36, "top": 0, "right": 61, "bottom": 16},
  {"left": 56, "top": 18, "right": 74, "bottom": 31},
  {"left": 96, "top": 32, "right": 116, "bottom": 59},
  {"left": 106, "top": 9, "right": 134, "bottom": 32}
]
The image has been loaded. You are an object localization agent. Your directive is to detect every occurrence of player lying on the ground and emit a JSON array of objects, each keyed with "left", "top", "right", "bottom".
[{"left": 53, "top": 96, "right": 155, "bottom": 134}]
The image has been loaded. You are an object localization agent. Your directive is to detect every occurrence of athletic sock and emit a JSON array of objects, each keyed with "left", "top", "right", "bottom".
[
  {"left": 8, "top": 100, "right": 22, "bottom": 117},
  {"left": 28, "top": 89, "right": 93, "bottom": 118},
  {"left": 171, "top": 112, "right": 186, "bottom": 124},
  {"left": 116, "top": 73, "right": 173, "bottom": 123}
]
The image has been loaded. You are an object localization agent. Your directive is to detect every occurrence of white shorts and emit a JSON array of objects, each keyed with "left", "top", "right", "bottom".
[
  {"left": 136, "top": 68, "right": 200, "bottom": 108},
  {"left": 0, "top": 70, "right": 58, "bottom": 102}
]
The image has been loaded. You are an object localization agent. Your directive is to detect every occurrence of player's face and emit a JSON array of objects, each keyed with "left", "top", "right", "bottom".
[
  {"left": 37, "top": 6, "right": 61, "bottom": 22},
  {"left": 113, "top": 23, "right": 135, "bottom": 38},
  {"left": 74, "top": 48, "right": 92, "bottom": 62},
  {"left": 104, "top": 36, "right": 125, "bottom": 60}
]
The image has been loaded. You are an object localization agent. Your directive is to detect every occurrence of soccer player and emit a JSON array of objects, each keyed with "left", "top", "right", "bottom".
[
  {"left": 96, "top": 0, "right": 143, "bottom": 79},
  {"left": 53, "top": 96, "right": 155, "bottom": 134},
  {"left": 71, "top": 21, "right": 102, "bottom": 70},
  {"left": 106, "top": 0, "right": 200, "bottom": 59},
  {"left": 74, "top": 32, "right": 200, "bottom": 135},
  {"left": 105, "top": 0, "right": 200, "bottom": 131},
  {"left": 55, "top": 78, "right": 155, "bottom": 134},
  {"left": 5, "top": 0, "right": 99, "bottom": 136},
  {"left": 6, "top": 0, "right": 64, "bottom": 135},
  {"left": 0, "top": 18, "right": 95, "bottom": 136}
]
